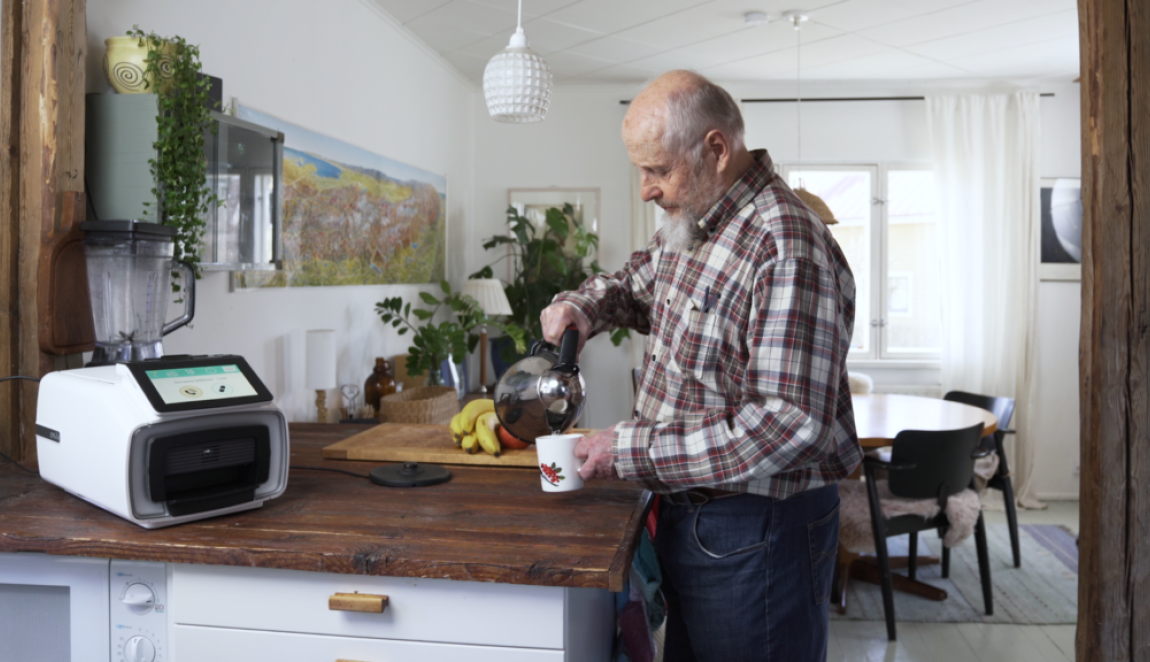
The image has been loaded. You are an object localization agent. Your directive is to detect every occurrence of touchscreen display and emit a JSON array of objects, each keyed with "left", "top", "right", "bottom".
[{"left": 145, "top": 364, "right": 259, "bottom": 405}]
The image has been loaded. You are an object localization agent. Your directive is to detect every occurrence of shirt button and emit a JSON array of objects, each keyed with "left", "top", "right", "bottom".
[
  {"left": 651, "top": 354, "right": 656, "bottom": 361},
  {"left": 633, "top": 409, "right": 639, "bottom": 418},
  {"left": 665, "top": 298, "right": 670, "bottom": 305}
]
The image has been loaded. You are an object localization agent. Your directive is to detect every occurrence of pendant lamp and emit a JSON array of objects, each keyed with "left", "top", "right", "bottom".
[
  {"left": 784, "top": 11, "right": 837, "bottom": 225},
  {"left": 483, "top": 0, "right": 552, "bottom": 123}
]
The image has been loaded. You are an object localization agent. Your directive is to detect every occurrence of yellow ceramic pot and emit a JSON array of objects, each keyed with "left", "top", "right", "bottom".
[{"left": 103, "top": 35, "right": 173, "bottom": 94}]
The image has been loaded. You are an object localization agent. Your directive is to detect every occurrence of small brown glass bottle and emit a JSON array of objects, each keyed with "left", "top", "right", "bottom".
[{"left": 364, "top": 357, "right": 397, "bottom": 416}]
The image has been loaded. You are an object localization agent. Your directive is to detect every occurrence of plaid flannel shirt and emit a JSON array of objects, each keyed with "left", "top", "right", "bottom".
[{"left": 553, "top": 150, "right": 861, "bottom": 499}]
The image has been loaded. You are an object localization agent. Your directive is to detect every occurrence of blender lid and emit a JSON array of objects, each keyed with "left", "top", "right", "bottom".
[{"left": 80, "top": 220, "right": 177, "bottom": 238}]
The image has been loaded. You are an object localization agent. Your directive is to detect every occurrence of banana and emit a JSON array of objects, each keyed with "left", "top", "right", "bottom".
[
  {"left": 475, "top": 412, "right": 502, "bottom": 457},
  {"left": 450, "top": 411, "right": 467, "bottom": 445},
  {"left": 458, "top": 399, "right": 495, "bottom": 434},
  {"left": 461, "top": 433, "right": 480, "bottom": 454}
]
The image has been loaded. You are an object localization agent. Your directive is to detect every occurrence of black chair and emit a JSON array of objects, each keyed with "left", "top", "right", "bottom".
[
  {"left": 863, "top": 422, "right": 993, "bottom": 641},
  {"left": 943, "top": 390, "right": 1020, "bottom": 567}
]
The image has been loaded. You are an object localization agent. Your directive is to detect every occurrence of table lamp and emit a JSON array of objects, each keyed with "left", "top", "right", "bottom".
[
  {"left": 461, "top": 278, "right": 513, "bottom": 393},
  {"left": 305, "top": 329, "right": 337, "bottom": 423}
]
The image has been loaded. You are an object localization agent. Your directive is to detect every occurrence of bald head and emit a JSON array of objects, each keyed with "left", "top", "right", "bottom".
[{"left": 623, "top": 70, "right": 746, "bottom": 166}]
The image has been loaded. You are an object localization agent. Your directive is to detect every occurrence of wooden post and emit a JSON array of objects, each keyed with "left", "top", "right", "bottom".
[
  {"left": 0, "top": 0, "right": 85, "bottom": 461},
  {"left": 0, "top": 0, "right": 24, "bottom": 462},
  {"left": 1077, "top": 0, "right": 1150, "bottom": 659}
]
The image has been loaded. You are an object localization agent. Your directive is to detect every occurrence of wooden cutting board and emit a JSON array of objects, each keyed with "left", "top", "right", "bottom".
[{"left": 321, "top": 423, "right": 540, "bottom": 468}]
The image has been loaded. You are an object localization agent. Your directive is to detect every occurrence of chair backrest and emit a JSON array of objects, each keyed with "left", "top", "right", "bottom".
[
  {"left": 888, "top": 423, "right": 986, "bottom": 501},
  {"left": 944, "top": 390, "right": 1015, "bottom": 458},
  {"left": 943, "top": 390, "right": 1015, "bottom": 433}
]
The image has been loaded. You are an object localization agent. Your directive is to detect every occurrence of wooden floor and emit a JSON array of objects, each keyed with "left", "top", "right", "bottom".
[{"left": 827, "top": 501, "right": 1079, "bottom": 662}]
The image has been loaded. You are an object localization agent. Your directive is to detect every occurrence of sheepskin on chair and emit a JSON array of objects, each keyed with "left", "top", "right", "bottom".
[
  {"left": 847, "top": 372, "right": 874, "bottom": 395},
  {"left": 838, "top": 479, "right": 983, "bottom": 554}
]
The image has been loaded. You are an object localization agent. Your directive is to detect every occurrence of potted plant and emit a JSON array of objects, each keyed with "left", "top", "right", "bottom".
[
  {"left": 375, "top": 281, "right": 527, "bottom": 384},
  {"left": 472, "top": 204, "right": 628, "bottom": 367},
  {"left": 126, "top": 26, "right": 217, "bottom": 283}
]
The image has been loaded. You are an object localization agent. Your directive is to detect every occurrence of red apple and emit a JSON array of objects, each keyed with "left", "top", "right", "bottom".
[{"left": 497, "top": 424, "right": 531, "bottom": 450}]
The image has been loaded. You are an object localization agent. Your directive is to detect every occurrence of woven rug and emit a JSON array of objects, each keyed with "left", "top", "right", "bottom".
[{"left": 832, "top": 524, "right": 1078, "bottom": 624}]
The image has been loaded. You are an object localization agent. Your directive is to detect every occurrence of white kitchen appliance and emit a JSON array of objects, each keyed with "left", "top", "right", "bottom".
[
  {"left": 35, "top": 354, "right": 289, "bottom": 529},
  {"left": 0, "top": 552, "right": 168, "bottom": 662}
]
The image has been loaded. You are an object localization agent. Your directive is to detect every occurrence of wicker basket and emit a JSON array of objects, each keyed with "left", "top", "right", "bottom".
[{"left": 378, "top": 386, "right": 459, "bottom": 425}]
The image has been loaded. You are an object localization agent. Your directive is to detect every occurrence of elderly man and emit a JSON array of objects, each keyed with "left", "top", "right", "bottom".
[{"left": 540, "top": 70, "right": 861, "bottom": 661}]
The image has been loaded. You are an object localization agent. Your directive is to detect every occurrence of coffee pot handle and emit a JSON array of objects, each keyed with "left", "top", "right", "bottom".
[
  {"left": 162, "top": 261, "right": 196, "bottom": 336},
  {"left": 555, "top": 326, "right": 580, "bottom": 371}
]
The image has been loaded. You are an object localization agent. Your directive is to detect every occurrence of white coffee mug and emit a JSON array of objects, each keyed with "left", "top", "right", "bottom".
[{"left": 535, "top": 433, "right": 584, "bottom": 492}]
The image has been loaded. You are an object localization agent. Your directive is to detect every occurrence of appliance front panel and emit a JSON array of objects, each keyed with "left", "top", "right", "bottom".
[
  {"left": 0, "top": 553, "right": 110, "bottom": 662},
  {"left": 128, "top": 408, "right": 289, "bottom": 522}
]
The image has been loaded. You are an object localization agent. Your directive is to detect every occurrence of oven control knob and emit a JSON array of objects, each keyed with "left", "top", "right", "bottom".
[
  {"left": 121, "top": 583, "right": 155, "bottom": 614},
  {"left": 124, "top": 635, "right": 155, "bottom": 662}
]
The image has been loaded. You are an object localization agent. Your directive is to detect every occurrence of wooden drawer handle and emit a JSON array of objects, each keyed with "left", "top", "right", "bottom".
[{"left": 328, "top": 592, "right": 389, "bottom": 613}]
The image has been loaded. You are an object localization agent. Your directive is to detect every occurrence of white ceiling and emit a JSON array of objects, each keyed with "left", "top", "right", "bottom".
[{"left": 371, "top": 0, "right": 1079, "bottom": 85}]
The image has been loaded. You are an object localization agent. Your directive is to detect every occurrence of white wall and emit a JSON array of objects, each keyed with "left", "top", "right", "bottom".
[
  {"left": 1033, "top": 83, "right": 1082, "bottom": 500},
  {"left": 86, "top": 0, "right": 476, "bottom": 422}
]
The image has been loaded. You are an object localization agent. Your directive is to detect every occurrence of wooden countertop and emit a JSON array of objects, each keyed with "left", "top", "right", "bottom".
[{"left": 0, "top": 424, "right": 651, "bottom": 592}]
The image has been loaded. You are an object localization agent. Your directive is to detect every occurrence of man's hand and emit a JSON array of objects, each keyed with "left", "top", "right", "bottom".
[
  {"left": 574, "top": 426, "right": 619, "bottom": 481},
  {"left": 540, "top": 302, "right": 590, "bottom": 355}
]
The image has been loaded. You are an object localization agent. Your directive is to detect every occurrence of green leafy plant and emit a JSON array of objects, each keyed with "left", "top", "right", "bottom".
[
  {"left": 128, "top": 26, "right": 218, "bottom": 285},
  {"left": 375, "top": 281, "right": 527, "bottom": 379},
  {"left": 472, "top": 204, "right": 629, "bottom": 354}
]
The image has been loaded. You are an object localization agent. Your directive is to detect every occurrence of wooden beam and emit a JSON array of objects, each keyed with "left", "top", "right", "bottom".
[
  {"left": 1, "top": 0, "right": 86, "bottom": 461},
  {"left": 1077, "top": 0, "right": 1150, "bottom": 659},
  {"left": 0, "top": 0, "right": 23, "bottom": 462}
]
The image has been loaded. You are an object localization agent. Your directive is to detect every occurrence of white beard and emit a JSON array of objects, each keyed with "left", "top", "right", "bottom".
[
  {"left": 658, "top": 162, "right": 727, "bottom": 253},
  {"left": 660, "top": 212, "right": 704, "bottom": 253}
]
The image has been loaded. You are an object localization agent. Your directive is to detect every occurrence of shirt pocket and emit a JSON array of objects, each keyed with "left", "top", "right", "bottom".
[{"left": 672, "top": 301, "right": 726, "bottom": 393}]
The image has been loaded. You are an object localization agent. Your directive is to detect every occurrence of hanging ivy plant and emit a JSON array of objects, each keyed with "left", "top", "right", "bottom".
[{"left": 127, "top": 26, "right": 217, "bottom": 287}]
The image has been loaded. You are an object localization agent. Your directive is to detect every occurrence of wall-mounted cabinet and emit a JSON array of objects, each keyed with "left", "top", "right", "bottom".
[{"left": 85, "top": 94, "right": 284, "bottom": 271}]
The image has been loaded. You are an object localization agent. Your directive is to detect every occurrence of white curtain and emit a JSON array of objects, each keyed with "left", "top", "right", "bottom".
[{"left": 926, "top": 93, "right": 1044, "bottom": 509}]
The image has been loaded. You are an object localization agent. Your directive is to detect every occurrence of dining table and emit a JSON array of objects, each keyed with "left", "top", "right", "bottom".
[{"left": 835, "top": 392, "right": 999, "bottom": 613}]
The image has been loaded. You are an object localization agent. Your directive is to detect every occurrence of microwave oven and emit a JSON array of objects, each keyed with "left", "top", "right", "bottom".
[{"left": 0, "top": 552, "right": 168, "bottom": 662}]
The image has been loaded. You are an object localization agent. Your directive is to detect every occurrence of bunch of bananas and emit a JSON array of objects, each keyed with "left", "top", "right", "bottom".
[{"left": 450, "top": 400, "right": 501, "bottom": 457}]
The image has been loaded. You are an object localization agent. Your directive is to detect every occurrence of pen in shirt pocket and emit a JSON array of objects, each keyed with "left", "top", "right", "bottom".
[{"left": 703, "top": 286, "right": 716, "bottom": 313}]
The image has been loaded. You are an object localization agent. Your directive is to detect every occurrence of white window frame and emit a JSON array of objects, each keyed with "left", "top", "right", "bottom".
[{"left": 780, "top": 162, "right": 941, "bottom": 365}]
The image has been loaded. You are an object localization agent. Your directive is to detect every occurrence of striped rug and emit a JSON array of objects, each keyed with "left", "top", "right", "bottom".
[{"left": 832, "top": 524, "right": 1078, "bottom": 624}]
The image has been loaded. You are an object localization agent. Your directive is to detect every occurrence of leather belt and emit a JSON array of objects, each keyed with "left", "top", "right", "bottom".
[{"left": 663, "top": 487, "right": 743, "bottom": 505}]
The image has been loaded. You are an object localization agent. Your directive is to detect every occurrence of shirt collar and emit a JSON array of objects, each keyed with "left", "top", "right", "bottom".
[{"left": 696, "top": 149, "right": 772, "bottom": 236}]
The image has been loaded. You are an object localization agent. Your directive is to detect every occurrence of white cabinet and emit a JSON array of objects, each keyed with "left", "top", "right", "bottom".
[{"left": 170, "top": 564, "right": 614, "bottom": 662}]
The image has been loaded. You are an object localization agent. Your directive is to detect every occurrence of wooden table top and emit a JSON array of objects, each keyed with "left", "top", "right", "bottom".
[
  {"left": 0, "top": 424, "right": 650, "bottom": 592},
  {"left": 852, "top": 393, "right": 998, "bottom": 448}
]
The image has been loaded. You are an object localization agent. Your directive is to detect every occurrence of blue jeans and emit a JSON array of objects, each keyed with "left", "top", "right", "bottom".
[{"left": 655, "top": 484, "right": 840, "bottom": 662}]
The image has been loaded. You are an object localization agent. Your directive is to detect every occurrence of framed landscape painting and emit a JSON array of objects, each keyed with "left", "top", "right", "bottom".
[{"left": 232, "top": 106, "right": 446, "bottom": 290}]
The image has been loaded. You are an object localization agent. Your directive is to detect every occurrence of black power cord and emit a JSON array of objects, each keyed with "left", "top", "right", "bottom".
[
  {"left": 289, "top": 465, "right": 371, "bottom": 479},
  {"left": 0, "top": 375, "right": 41, "bottom": 475}
]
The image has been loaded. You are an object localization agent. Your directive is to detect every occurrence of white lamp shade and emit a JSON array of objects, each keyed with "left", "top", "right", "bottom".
[
  {"left": 483, "top": 28, "right": 552, "bottom": 124},
  {"left": 305, "top": 329, "right": 337, "bottom": 390},
  {"left": 461, "top": 278, "right": 513, "bottom": 316}
]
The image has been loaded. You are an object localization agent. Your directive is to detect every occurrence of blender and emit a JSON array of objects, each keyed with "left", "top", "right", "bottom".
[{"left": 81, "top": 220, "right": 195, "bottom": 365}]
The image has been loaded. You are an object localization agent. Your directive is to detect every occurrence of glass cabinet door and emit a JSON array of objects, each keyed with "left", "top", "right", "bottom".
[{"left": 200, "top": 112, "right": 283, "bottom": 271}]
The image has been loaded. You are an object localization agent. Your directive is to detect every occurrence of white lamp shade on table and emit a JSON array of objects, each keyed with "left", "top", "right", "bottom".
[
  {"left": 461, "top": 278, "right": 513, "bottom": 316},
  {"left": 305, "top": 330, "right": 337, "bottom": 391},
  {"left": 483, "top": 27, "right": 552, "bottom": 124}
]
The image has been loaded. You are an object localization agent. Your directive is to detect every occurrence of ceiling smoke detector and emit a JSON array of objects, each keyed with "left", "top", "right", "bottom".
[{"left": 744, "top": 11, "right": 770, "bottom": 27}]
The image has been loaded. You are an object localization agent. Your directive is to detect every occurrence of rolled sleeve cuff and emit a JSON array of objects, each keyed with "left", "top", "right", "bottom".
[
  {"left": 613, "top": 421, "right": 669, "bottom": 491},
  {"left": 551, "top": 291, "right": 603, "bottom": 335}
]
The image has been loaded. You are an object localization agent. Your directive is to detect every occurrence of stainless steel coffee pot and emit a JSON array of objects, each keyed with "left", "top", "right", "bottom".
[{"left": 493, "top": 327, "right": 586, "bottom": 444}]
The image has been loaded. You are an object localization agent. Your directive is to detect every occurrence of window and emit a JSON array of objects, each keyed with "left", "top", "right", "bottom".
[{"left": 782, "top": 165, "right": 941, "bottom": 361}]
